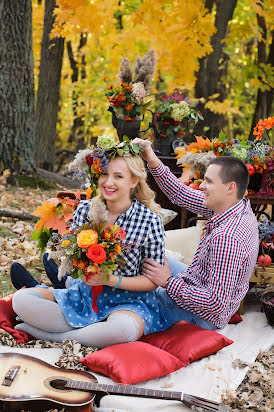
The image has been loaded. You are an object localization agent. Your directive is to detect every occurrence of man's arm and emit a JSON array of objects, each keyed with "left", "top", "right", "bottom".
[
  {"left": 133, "top": 138, "right": 212, "bottom": 218},
  {"left": 166, "top": 235, "right": 246, "bottom": 317}
]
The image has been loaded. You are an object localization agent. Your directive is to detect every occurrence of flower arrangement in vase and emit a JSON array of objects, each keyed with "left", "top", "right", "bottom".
[
  {"left": 106, "top": 49, "right": 156, "bottom": 140},
  {"left": 152, "top": 91, "right": 204, "bottom": 156}
]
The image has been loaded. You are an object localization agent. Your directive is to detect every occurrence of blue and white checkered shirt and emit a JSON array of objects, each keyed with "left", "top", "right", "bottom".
[{"left": 72, "top": 197, "right": 165, "bottom": 277}]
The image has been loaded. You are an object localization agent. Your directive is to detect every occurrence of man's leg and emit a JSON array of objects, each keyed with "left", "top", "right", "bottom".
[
  {"left": 156, "top": 287, "right": 217, "bottom": 330},
  {"left": 166, "top": 256, "right": 188, "bottom": 279}
]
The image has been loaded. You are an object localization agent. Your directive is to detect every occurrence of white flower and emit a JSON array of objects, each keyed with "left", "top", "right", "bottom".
[
  {"left": 97, "top": 134, "right": 117, "bottom": 150},
  {"left": 68, "top": 148, "right": 94, "bottom": 172},
  {"left": 132, "top": 82, "right": 146, "bottom": 105},
  {"left": 170, "top": 101, "right": 191, "bottom": 122}
]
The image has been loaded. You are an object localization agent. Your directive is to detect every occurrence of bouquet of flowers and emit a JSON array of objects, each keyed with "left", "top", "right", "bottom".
[
  {"left": 47, "top": 196, "right": 127, "bottom": 313},
  {"left": 105, "top": 49, "right": 156, "bottom": 120}
]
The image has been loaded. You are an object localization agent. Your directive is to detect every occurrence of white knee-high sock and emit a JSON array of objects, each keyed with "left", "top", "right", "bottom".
[{"left": 12, "top": 288, "right": 73, "bottom": 333}]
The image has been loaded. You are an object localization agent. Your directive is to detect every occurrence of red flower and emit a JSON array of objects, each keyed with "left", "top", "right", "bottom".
[
  {"left": 87, "top": 244, "right": 107, "bottom": 264},
  {"left": 160, "top": 134, "right": 167, "bottom": 138},
  {"left": 177, "top": 132, "right": 185, "bottom": 136},
  {"left": 118, "top": 227, "right": 126, "bottom": 240},
  {"left": 86, "top": 155, "right": 93, "bottom": 167}
]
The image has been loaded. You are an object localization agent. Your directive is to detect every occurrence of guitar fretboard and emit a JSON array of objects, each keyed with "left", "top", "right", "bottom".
[{"left": 66, "top": 380, "right": 182, "bottom": 401}]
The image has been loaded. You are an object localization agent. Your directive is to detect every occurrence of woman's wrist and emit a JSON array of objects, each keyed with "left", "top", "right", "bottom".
[{"left": 107, "top": 274, "right": 122, "bottom": 288}]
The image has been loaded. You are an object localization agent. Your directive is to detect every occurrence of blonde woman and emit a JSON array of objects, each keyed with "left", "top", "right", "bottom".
[{"left": 12, "top": 143, "right": 169, "bottom": 348}]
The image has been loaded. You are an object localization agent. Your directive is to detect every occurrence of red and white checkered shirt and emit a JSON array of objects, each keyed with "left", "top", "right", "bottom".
[{"left": 150, "top": 162, "right": 259, "bottom": 328}]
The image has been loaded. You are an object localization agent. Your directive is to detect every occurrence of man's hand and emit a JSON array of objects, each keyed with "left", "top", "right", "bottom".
[
  {"left": 132, "top": 138, "right": 160, "bottom": 168},
  {"left": 142, "top": 257, "right": 172, "bottom": 287}
]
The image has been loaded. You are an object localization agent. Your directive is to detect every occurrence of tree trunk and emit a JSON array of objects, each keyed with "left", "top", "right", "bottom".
[
  {"left": 0, "top": 0, "right": 35, "bottom": 172},
  {"left": 194, "top": 0, "right": 237, "bottom": 139},
  {"left": 34, "top": 0, "right": 64, "bottom": 171},
  {"left": 66, "top": 34, "right": 87, "bottom": 151},
  {"left": 266, "top": 30, "right": 274, "bottom": 117},
  {"left": 249, "top": 4, "right": 268, "bottom": 139}
]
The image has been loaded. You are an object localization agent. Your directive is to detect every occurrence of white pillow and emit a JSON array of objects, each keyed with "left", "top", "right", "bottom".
[
  {"left": 165, "top": 225, "right": 202, "bottom": 265},
  {"left": 165, "top": 249, "right": 185, "bottom": 262},
  {"left": 160, "top": 208, "right": 178, "bottom": 226}
]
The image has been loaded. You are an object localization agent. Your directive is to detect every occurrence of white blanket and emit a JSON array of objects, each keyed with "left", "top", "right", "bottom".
[{"left": 0, "top": 309, "right": 273, "bottom": 412}]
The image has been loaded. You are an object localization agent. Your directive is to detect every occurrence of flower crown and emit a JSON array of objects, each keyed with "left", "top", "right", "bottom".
[{"left": 69, "top": 135, "right": 141, "bottom": 195}]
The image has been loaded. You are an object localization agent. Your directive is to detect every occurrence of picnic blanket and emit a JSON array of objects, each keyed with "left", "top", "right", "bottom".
[{"left": 0, "top": 304, "right": 273, "bottom": 412}]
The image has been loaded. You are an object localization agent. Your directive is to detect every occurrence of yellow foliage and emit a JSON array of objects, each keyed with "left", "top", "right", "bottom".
[{"left": 205, "top": 99, "right": 243, "bottom": 116}]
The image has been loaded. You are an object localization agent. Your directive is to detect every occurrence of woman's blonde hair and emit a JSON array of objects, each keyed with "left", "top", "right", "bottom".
[
  {"left": 123, "top": 154, "right": 161, "bottom": 214},
  {"left": 99, "top": 154, "right": 160, "bottom": 214}
]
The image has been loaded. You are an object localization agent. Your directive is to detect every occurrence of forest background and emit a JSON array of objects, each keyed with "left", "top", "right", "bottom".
[{"left": 0, "top": 0, "right": 273, "bottom": 175}]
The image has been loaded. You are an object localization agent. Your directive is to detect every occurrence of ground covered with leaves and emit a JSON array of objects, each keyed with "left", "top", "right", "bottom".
[{"left": 0, "top": 180, "right": 273, "bottom": 411}]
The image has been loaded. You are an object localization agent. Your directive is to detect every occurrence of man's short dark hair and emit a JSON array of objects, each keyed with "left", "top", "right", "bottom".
[{"left": 208, "top": 156, "right": 249, "bottom": 199}]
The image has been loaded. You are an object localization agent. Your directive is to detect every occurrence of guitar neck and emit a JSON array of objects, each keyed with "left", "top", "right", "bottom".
[
  {"left": 66, "top": 380, "right": 182, "bottom": 401},
  {"left": 66, "top": 380, "right": 229, "bottom": 411}
]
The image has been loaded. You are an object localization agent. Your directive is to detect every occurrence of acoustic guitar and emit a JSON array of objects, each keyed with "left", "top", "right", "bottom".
[{"left": 0, "top": 352, "right": 229, "bottom": 411}]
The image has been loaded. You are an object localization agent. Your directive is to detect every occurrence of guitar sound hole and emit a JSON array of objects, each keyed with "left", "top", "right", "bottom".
[{"left": 49, "top": 379, "right": 68, "bottom": 390}]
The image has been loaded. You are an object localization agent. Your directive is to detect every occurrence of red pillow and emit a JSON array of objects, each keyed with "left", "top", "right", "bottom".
[
  {"left": 141, "top": 321, "right": 233, "bottom": 365},
  {"left": 79, "top": 341, "right": 183, "bottom": 385},
  {"left": 228, "top": 311, "right": 243, "bottom": 324},
  {"left": 0, "top": 292, "right": 31, "bottom": 343}
]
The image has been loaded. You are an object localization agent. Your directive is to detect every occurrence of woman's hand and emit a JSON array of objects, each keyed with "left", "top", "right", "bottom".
[
  {"left": 132, "top": 138, "right": 160, "bottom": 168},
  {"left": 84, "top": 273, "right": 105, "bottom": 286}
]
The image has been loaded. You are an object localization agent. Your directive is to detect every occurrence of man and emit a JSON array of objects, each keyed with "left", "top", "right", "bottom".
[{"left": 135, "top": 139, "right": 259, "bottom": 330}]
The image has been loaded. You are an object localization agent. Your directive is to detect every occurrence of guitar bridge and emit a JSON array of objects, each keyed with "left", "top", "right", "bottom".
[{"left": 2, "top": 365, "right": 21, "bottom": 387}]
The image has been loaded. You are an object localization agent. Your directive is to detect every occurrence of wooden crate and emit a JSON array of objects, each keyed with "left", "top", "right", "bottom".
[{"left": 249, "top": 264, "right": 274, "bottom": 285}]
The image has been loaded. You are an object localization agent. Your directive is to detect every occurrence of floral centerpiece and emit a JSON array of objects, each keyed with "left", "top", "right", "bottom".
[
  {"left": 175, "top": 121, "right": 273, "bottom": 195},
  {"left": 105, "top": 49, "right": 156, "bottom": 140},
  {"left": 152, "top": 91, "right": 204, "bottom": 155}
]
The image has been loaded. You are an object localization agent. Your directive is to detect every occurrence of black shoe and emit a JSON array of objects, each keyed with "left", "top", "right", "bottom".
[
  {"left": 43, "top": 253, "right": 67, "bottom": 289},
  {"left": 10, "top": 263, "right": 39, "bottom": 290}
]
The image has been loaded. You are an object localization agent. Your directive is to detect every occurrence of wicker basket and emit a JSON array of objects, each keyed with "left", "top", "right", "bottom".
[{"left": 258, "top": 287, "right": 274, "bottom": 326}]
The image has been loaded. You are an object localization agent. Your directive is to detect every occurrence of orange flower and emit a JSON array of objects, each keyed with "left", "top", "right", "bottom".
[
  {"left": 253, "top": 116, "right": 274, "bottom": 140},
  {"left": 107, "top": 84, "right": 113, "bottom": 90},
  {"left": 125, "top": 103, "right": 133, "bottom": 111},
  {"left": 114, "top": 244, "right": 121, "bottom": 255},
  {"left": 72, "top": 259, "right": 88, "bottom": 270},
  {"left": 77, "top": 230, "right": 98, "bottom": 248},
  {"left": 86, "top": 187, "right": 93, "bottom": 199},
  {"left": 103, "top": 231, "right": 111, "bottom": 241}
]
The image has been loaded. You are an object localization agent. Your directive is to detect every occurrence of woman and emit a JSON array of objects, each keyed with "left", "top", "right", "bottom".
[{"left": 12, "top": 150, "right": 169, "bottom": 348}]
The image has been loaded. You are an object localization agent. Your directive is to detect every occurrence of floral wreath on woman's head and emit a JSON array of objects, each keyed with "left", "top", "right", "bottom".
[{"left": 69, "top": 135, "right": 141, "bottom": 197}]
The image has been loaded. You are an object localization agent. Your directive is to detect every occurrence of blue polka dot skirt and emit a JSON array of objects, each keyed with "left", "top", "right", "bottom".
[{"left": 54, "top": 278, "right": 169, "bottom": 335}]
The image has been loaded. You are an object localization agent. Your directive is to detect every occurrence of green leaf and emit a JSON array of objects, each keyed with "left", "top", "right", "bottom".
[
  {"left": 218, "top": 130, "right": 227, "bottom": 141},
  {"left": 117, "top": 148, "right": 124, "bottom": 156}
]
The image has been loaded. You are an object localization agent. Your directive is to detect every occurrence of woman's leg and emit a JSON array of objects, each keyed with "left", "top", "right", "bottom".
[
  {"left": 43, "top": 253, "right": 67, "bottom": 289},
  {"left": 10, "top": 263, "right": 39, "bottom": 289},
  {"left": 12, "top": 288, "right": 73, "bottom": 332},
  {"left": 15, "top": 312, "right": 141, "bottom": 348}
]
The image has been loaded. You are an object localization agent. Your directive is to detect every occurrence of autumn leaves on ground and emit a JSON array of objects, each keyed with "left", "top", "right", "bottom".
[{"left": 0, "top": 182, "right": 57, "bottom": 297}]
